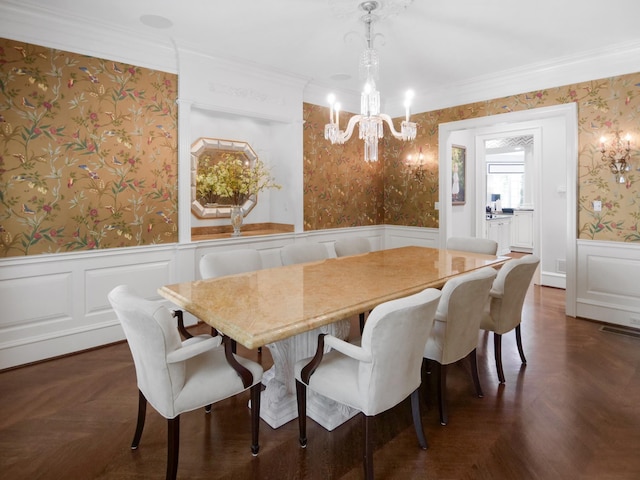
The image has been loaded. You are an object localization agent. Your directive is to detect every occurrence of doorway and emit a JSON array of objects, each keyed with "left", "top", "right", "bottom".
[{"left": 437, "top": 104, "right": 577, "bottom": 316}]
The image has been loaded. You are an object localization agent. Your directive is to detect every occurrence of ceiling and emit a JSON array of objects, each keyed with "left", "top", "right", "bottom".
[{"left": 5, "top": 0, "right": 640, "bottom": 111}]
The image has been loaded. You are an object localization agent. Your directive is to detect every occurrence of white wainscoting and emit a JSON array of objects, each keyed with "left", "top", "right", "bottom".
[
  {"left": 575, "top": 240, "right": 640, "bottom": 329},
  {"left": 0, "top": 225, "right": 439, "bottom": 370}
]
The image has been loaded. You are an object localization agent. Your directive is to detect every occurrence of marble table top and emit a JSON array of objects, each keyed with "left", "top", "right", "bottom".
[{"left": 159, "top": 246, "right": 508, "bottom": 349}]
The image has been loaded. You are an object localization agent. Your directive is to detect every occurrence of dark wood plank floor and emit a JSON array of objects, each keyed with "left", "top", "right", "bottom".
[{"left": 2, "top": 285, "right": 640, "bottom": 479}]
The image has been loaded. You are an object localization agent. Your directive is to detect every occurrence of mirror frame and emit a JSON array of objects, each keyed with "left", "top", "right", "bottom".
[{"left": 190, "top": 137, "right": 258, "bottom": 219}]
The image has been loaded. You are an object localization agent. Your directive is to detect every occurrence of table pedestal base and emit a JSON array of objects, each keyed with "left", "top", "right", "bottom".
[{"left": 260, "top": 318, "right": 358, "bottom": 430}]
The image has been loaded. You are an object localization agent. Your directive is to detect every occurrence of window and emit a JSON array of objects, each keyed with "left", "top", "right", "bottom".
[{"left": 486, "top": 163, "right": 524, "bottom": 208}]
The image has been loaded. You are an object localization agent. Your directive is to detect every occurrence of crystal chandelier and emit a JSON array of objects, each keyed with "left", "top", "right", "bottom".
[
  {"left": 599, "top": 131, "right": 632, "bottom": 184},
  {"left": 324, "top": 1, "right": 417, "bottom": 162}
]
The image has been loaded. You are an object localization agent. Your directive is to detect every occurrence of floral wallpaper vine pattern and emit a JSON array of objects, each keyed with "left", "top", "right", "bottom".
[
  {"left": 303, "top": 71, "right": 640, "bottom": 242},
  {"left": 0, "top": 38, "right": 178, "bottom": 257},
  {"left": 303, "top": 103, "right": 384, "bottom": 230}
]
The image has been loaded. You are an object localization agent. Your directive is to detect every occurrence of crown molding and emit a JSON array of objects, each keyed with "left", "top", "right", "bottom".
[
  {"left": 305, "top": 41, "right": 640, "bottom": 116},
  {"left": 0, "top": 1, "right": 177, "bottom": 73},
  {"left": 409, "top": 40, "right": 640, "bottom": 114}
]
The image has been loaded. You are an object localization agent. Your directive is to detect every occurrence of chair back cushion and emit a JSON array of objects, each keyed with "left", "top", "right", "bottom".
[
  {"left": 359, "top": 288, "right": 441, "bottom": 415},
  {"left": 280, "top": 242, "right": 329, "bottom": 266},
  {"left": 446, "top": 236, "right": 498, "bottom": 255},
  {"left": 485, "top": 255, "right": 539, "bottom": 334},
  {"left": 108, "top": 285, "right": 184, "bottom": 416},
  {"left": 334, "top": 237, "right": 372, "bottom": 257},
  {"left": 200, "top": 249, "right": 262, "bottom": 279},
  {"left": 426, "top": 267, "right": 497, "bottom": 365}
]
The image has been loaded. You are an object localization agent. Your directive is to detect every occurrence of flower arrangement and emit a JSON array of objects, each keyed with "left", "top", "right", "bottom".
[{"left": 196, "top": 153, "right": 280, "bottom": 206}]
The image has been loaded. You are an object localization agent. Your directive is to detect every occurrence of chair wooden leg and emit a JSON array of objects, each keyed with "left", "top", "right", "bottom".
[
  {"left": 166, "top": 416, "right": 179, "bottom": 480},
  {"left": 470, "top": 349, "right": 484, "bottom": 398},
  {"left": 410, "top": 388, "right": 428, "bottom": 449},
  {"left": 494, "top": 332, "right": 506, "bottom": 384},
  {"left": 363, "top": 414, "right": 374, "bottom": 480},
  {"left": 131, "top": 390, "right": 147, "bottom": 449},
  {"left": 421, "top": 358, "right": 431, "bottom": 408},
  {"left": 436, "top": 363, "right": 448, "bottom": 425},
  {"left": 295, "top": 380, "right": 307, "bottom": 447},
  {"left": 516, "top": 324, "right": 527, "bottom": 365},
  {"left": 250, "top": 383, "right": 261, "bottom": 456}
]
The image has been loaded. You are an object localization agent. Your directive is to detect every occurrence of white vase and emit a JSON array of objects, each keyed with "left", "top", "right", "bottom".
[{"left": 230, "top": 205, "right": 243, "bottom": 237}]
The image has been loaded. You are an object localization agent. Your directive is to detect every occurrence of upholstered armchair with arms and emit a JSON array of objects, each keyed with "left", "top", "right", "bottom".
[
  {"left": 295, "top": 288, "right": 442, "bottom": 480},
  {"left": 334, "top": 236, "right": 372, "bottom": 257},
  {"left": 481, "top": 254, "right": 539, "bottom": 383},
  {"left": 423, "top": 267, "right": 497, "bottom": 425},
  {"left": 199, "top": 248, "right": 263, "bottom": 279},
  {"left": 199, "top": 248, "right": 264, "bottom": 351},
  {"left": 280, "top": 241, "right": 329, "bottom": 265},
  {"left": 446, "top": 236, "right": 498, "bottom": 255},
  {"left": 334, "top": 236, "right": 373, "bottom": 334},
  {"left": 108, "top": 285, "right": 263, "bottom": 480}
]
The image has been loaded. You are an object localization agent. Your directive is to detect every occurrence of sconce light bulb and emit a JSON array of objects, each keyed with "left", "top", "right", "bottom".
[
  {"left": 405, "top": 89, "right": 415, "bottom": 101},
  {"left": 327, "top": 93, "right": 336, "bottom": 105}
]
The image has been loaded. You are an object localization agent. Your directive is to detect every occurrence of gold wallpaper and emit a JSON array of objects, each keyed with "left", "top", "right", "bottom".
[
  {"left": 2, "top": 35, "right": 637, "bottom": 257},
  {"left": 0, "top": 39, "right": 178, "bottom": 257},
  {"left": 303, "top": 72, "right": 640, "bottom": 242},
  {"left": 303, "top": 103, "right": 384, "bottom": 229}
]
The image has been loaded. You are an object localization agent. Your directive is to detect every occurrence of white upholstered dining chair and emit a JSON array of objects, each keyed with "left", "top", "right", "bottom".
[
  {"left": 199, "top": 248, "right": 263, "bottom": 279},
  {"left": 423, "top": 267, "right": 497, "bottom": 425},
  {"left": 446, "top": 236, "right": 498, "bottom": 255},
  {"left": 334, "top": 236, "right": 373, "bottom": 333},
  {"left": 334, "top": 236, "right": 372, "bottom": 257},
  {"left": 480, "top": 254, "right": 539, "bottom": 383},
  {"left": 280, "top": 242, "right": 329, "bottom": 266},
  {"left": 108, "top": 285, "right": 263, "bottom": 480},
  {"left": 199, "top": 248, "right": 264, "bottom": 352},
  {"left": 295, "top": 288, "right": 442, "bottom": 480}
]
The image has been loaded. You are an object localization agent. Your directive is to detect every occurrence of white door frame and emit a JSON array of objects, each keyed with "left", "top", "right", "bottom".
[{"left": 438, "top": 103, "right": 578, "bottom": 316}]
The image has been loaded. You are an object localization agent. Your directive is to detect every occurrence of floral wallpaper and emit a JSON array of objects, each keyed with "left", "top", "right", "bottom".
[
  {"left": 303, "top": 103, "right": 384, "bottom": 229},
  {"left": 0, "top": 38, "right": 178, "bottom": 257},
  {"left": 303, "top": 71, "right": 640, "bottom": 242}
]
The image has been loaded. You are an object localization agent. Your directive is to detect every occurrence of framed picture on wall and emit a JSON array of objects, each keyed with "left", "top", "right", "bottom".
[{"left": 452, "top": 145, "right": 466, "bottom": 205}]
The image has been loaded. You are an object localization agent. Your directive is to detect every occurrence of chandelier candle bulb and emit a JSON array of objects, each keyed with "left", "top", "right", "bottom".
[{"left": 328, "top": 94, "right": 335, "bottom": 124}]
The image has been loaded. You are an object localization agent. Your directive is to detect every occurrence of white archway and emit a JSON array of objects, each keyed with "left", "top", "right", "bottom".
[{"left": 437, "top": 104, "right": 578, "bottom": 316}]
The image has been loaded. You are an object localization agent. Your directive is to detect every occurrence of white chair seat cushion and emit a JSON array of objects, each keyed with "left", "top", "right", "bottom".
[
  {"left": 172, "top": 346, "right": 263, "bottom": 416},
  {"left": 294, "top": 349, "right": 362, "bottom": 412}
]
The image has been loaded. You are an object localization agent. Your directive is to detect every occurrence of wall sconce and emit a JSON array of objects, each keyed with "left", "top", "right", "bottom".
[
  {"left": 600, "top": 131, "right": 632, "bottom": 184},
  {"left": 406, "top": 147, "right": 426, "bottom": 181}
]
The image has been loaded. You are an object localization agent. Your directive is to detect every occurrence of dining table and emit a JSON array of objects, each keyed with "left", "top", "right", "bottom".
[{"left": 158, "top": 245, "right": 509, "bottom": 430}]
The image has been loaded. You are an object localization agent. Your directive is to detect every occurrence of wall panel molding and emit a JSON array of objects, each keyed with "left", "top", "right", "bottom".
[
  {"left": 1, "top": 226, "right": 428, "bottom": 369},
  {"left": 576, "top": 240, "right": 640, "bottom": 328}
]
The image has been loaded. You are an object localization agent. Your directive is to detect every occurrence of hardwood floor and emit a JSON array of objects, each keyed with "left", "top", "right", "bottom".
[{"left": 2, "top": 285, "right": 640, "bottom": 479}]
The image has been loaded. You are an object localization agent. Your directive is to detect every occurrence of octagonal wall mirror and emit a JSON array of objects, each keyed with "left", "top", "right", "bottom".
[{"left": 191, "top": 137, "right": 258, "bottom": 219}]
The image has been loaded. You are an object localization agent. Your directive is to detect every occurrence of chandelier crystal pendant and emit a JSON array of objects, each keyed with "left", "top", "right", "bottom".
[
  {"left": 324, "top": 1, "right": 417, "bottom": 162},
  {"left": 600, "top": 131, "right": 632, "bottom": 184}
]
